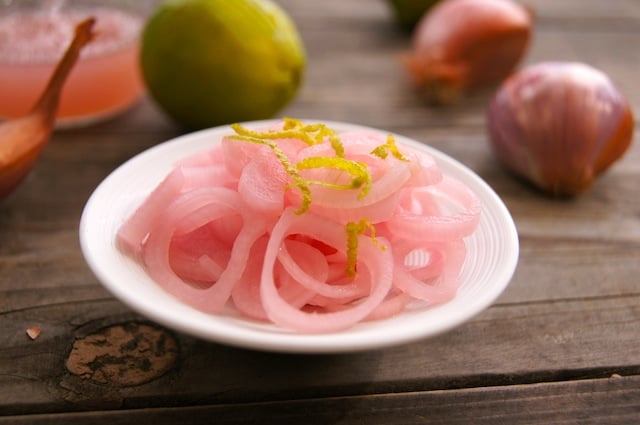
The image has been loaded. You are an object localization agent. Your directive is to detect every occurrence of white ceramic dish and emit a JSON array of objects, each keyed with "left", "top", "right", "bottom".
[{"left": 79, "top": 120, "right": 519, "bottom": 354}]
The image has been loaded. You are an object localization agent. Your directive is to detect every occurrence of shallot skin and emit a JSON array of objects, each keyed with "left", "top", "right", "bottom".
[
  {"left": 487, "top": 61, "right": 634, "bottom": 196},
  {"left": 404, "top": 0, "right": 532, "bottom": 104}
]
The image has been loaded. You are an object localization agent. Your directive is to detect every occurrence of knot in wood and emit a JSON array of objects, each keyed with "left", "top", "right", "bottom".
[{"left": 65, "top": 323, "right": 178, "bottom": 386}]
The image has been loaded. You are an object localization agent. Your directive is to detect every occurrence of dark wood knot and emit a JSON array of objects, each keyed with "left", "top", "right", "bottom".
[{"left": 65, "top": 322, "right": 178, "bottom": 387}]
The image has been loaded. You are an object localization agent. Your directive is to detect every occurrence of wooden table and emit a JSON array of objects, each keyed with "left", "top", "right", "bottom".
[{"left": 2, "top": 0, "right": 639, "bottom": 423}]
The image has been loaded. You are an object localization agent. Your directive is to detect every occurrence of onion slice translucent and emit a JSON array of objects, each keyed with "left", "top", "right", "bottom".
[{"left": 116, "top": 121, "right": 483, "bottom": 333}]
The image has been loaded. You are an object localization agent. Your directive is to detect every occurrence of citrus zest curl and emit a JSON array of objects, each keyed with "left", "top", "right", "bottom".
[
  {"left": 371, "top": 134, "right": 409, "bottom": 161},
  {"left": 345, "top": 218, "right": 387, "bottom": 277},
  {"left": 234, "top": 119, "right": 345, "bottom": 157},
  {"left": 296, "top": 156, "right": 372, "bottom": 199}
]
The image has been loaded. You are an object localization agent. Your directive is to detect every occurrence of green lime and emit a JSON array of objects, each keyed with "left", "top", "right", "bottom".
[{"left": 141, "top": 0, "right": 306, "bottom": 129}]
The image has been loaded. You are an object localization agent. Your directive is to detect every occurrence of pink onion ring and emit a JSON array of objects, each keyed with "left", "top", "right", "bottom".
[{"left": 260, "top": 208, "right": 394, "bottom": 333}]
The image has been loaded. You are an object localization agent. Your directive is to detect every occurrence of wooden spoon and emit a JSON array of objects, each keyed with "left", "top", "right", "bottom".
[{"left": 0, "top": 17, "right": 96, "bottom": 200}]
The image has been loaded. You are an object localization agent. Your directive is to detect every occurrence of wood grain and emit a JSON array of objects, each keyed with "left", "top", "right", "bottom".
[
  {"left": 1, "top": 0, "right": 639, "bottom": 423},
  {"left": 1, "top": 295, "right": 638, "bottom": 415},
  {"left": 1, "top": 376, "right": 639, "bottom": 424}
]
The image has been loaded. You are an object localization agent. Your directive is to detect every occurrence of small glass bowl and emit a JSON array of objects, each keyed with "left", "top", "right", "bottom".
[{"left": 0, "top": 0, "right": 154, "bottom": 127}]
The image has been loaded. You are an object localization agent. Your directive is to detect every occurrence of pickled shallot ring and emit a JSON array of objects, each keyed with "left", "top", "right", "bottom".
[
  {"left": 261, "top": 208, "right": 394, "bottom": 333},
  {"left": 387, "top": 175, "right": 481, "bottom": 242},
  {"left": 391, "top": 241, "right": 447, "bottom": 300},
  {"left": 116, "top": 166, "right": 186, "bottom": 257},
  {"left": 308, "top": 190, "right": 402, "bottom": 225},
  {"left": 142, "top": 187, "right": 267, "bottom": 313},
  {"left": 405, "top": 149, "right": 443, "bottom": 187},
  {"left": 277, "top": 241, "right": 362, "bottom": 299},
  {"left": 228, "top": 133, "right": 312, "bottom": 214},
  {"left": 393, "top": 239, "right": 467, "bottom": 303},
  {"left": 365, "top": 291, "right": 413, "bottom": 322}
]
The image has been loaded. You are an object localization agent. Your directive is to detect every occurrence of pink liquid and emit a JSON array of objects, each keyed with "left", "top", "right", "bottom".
[{"left": 0, "top": 7, "right": 145, "bottom": 126}]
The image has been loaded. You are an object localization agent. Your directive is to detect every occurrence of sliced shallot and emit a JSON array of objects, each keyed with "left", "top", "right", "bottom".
[{"left": 117, "top": 119, "right": 482, "bottom": 333}]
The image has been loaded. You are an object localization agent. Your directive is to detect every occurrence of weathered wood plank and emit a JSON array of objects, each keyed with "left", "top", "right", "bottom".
[
  {"left": 1, "top": 294, "right": 638, "bottom": 415},
  {"left": 277, "top": 0, "right": 640, "bottom": 25},
  {"left": 525, "top": 0, "right": 640, "bottom": 22},
  {"left": 1, "top": 0, "right": 639, "bottom": 421},
  {"left": 1, "top": 375, "right": 638, "bottom": 425}
]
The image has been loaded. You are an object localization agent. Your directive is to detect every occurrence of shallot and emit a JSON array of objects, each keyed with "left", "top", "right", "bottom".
[
  {"left": 487, "top": 61, "right": 634, "bottom": 196},
  {"left": 404, "top": 0, "right": 532, "bottom": 104},
  {"left": 117, "top": 119, "right": 482, "bottom": 333}
]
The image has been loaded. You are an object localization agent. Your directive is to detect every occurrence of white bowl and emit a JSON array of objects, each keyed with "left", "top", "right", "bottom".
[{"left": 79, "top": 120, "right": 519, "bottom": 353}]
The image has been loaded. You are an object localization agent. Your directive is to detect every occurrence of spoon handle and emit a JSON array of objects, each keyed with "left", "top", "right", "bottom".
[{"left": 32, "top": 17, "right": 96, "bottom": 122}]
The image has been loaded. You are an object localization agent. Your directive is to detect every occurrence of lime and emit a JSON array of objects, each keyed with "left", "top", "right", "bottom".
[{"left": 140, "top": 0, "right": 305, "bottom": 129}]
